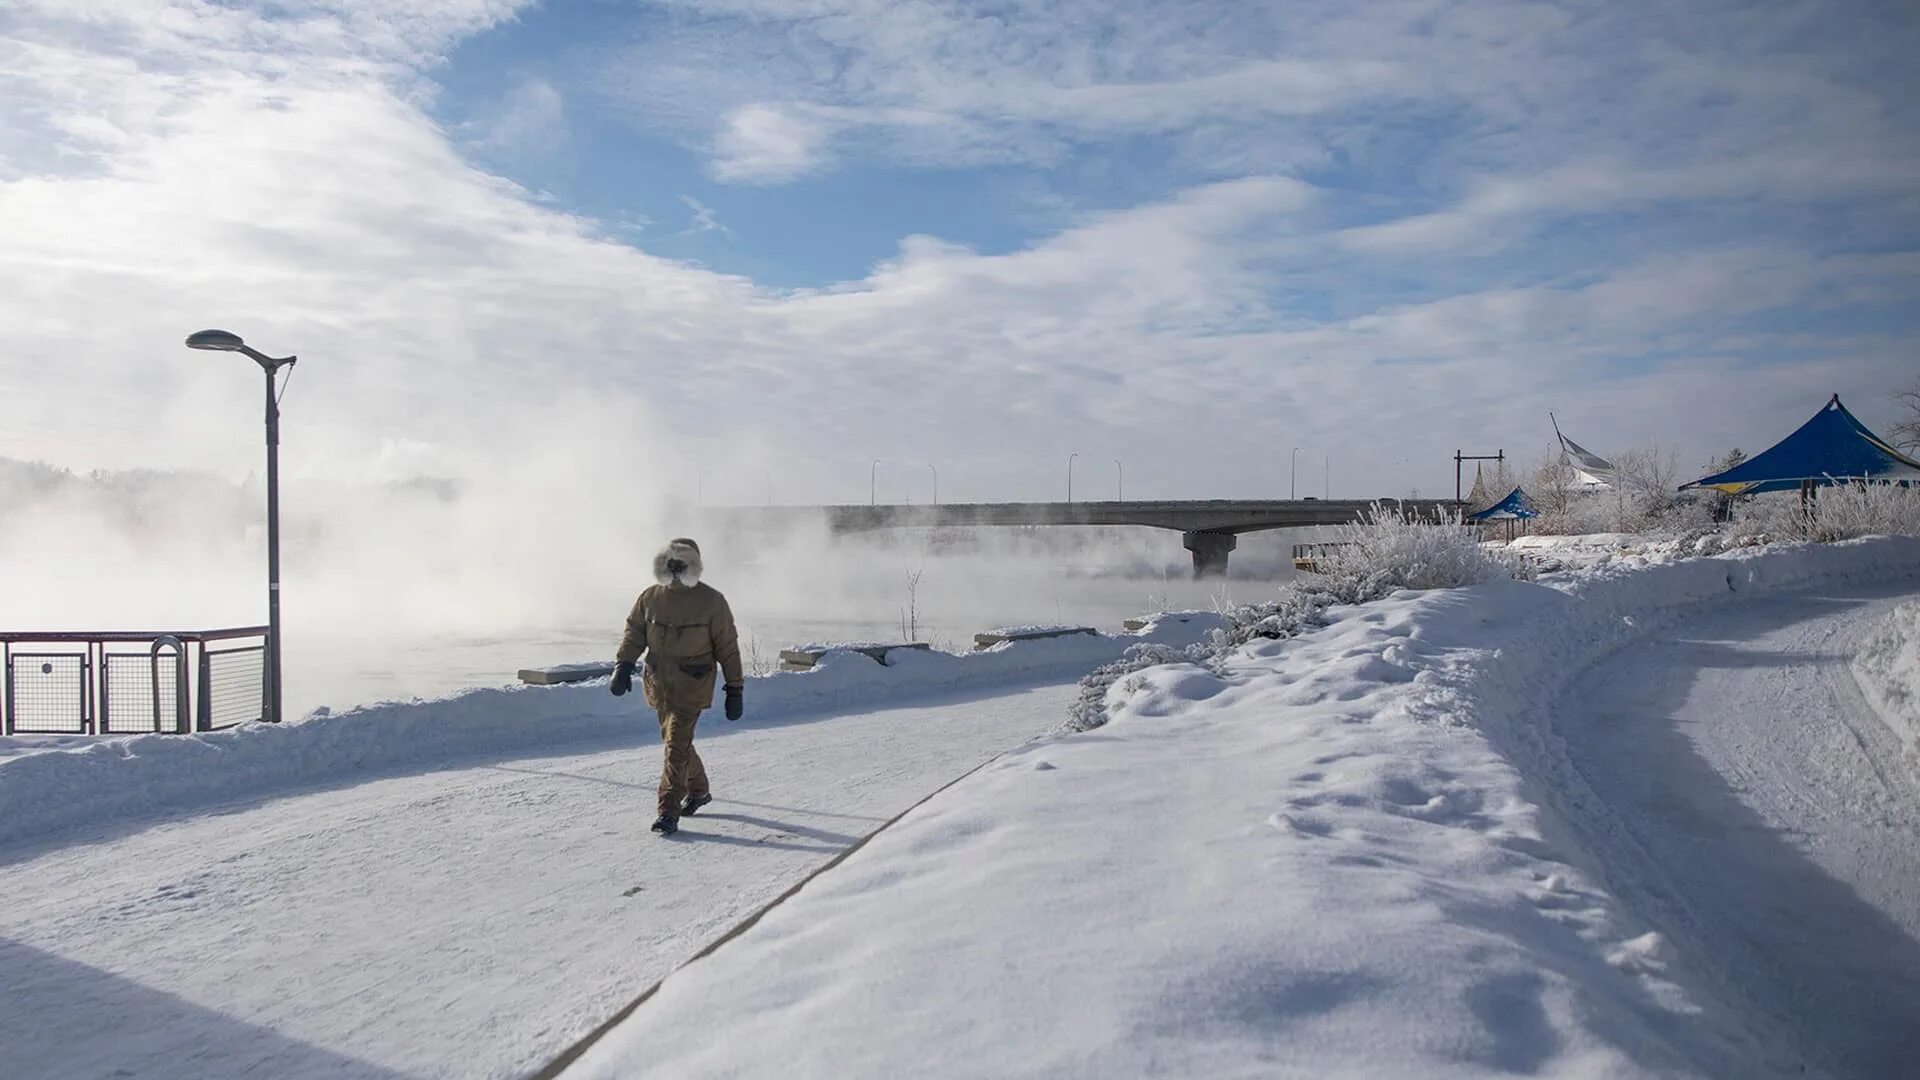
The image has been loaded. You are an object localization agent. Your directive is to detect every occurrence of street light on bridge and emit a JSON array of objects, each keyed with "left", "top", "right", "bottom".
[
  {"left": 1114, "top": 458, "right": 1123, "bottom": 502},
  {"left": 870, "top": 459, "right": 882, "bottom": 505},
  {"left": 924, "top": 461, "right": 938, "bottom": 506},
  {"left": 183, "top": 329, "right": 295, "bottom": 727},
  {"left": 1290, "top": 446, "right": 1301, "bottom": 500},
  {"left": 1067, "top": 452, "right": 1079, "bottom": 503}
]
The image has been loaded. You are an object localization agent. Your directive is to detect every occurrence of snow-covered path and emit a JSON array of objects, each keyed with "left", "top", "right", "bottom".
[
  {"left": 0, "top": 682, "right": 1075, "bottom": 1080},
  {"left": 1545, "top": 580, "right": 1920, "bottom": 1079}
]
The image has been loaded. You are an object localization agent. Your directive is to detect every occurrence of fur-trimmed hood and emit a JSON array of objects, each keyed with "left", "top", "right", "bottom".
[{"left": 653, "top": 537, "right": 704, "bottom": 588}]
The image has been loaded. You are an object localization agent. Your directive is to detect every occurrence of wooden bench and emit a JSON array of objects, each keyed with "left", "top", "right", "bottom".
[
  {"left": 1123, "top": 614, "right": 1204, "bottom": 632},
  {"left": 972, "top": 626, "right": 1097, "bottom": 651},
  {"left": 517, "top": 662, "right": 616, "bottom": 686},
  {"left": 778, "top": 643, "right": 933, "bottom": 671}
]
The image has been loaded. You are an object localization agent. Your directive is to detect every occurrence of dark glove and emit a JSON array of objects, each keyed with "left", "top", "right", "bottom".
[
  {"left": 724, "top": 684, "right": 743, "bottom": 722},
  {"left": 610, "top": 661, "right": 635, "bottom": 697}
]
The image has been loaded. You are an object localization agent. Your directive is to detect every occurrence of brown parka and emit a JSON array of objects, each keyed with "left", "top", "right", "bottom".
[{"left": 615, "top": 541, "right": 744, "bottom": 713}]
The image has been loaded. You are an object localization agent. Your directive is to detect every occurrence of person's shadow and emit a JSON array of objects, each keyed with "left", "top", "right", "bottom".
[{"left": 691, "top": 811, "right": 858, "bottom": 848}]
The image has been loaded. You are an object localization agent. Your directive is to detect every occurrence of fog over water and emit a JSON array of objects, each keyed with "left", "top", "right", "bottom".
[{"left": 3, "top": 454, "right": 1310, "bottom": 718}]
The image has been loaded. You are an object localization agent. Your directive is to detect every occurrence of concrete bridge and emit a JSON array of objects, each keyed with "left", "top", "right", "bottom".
[{"left": 708, "top": 499, "right": 1458, "bottom": 576}]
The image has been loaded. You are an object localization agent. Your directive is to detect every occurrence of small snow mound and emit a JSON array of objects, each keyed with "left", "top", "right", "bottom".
[{"left": 1605, "top": 932, "right": 1671, "bottom": 976}]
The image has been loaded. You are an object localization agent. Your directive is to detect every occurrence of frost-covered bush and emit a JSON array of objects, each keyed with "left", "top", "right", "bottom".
[
  {"left": 1315, "top": 502, "right": 1510, "bottom": 595},
  {"left": 1064, "top": 642, "right": 1211, "bottom": 732},
  {"left": 1066, "top": 504, "right": 1513, "bottom": 731},
  {"left": 1802, "top": 481, "right": 1920, "bottom": 540},
  {"left": 1730, "top": 482, "right": 1920, "bottom": 543},
  {"left": 1527, "top": 445, "right": 1698, "bottom": 535}
]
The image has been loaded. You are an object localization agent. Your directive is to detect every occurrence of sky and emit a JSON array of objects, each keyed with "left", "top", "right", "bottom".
[{"left": 3, "top": 0, "right": 1919, "bottom": 506}]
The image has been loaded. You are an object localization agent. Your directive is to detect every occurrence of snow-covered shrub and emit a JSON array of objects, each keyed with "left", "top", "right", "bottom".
[
  {"left": 1527, "top": 445, "right": 1698, "bottom": 536},
  {"left": 1064, "top": 642, "right": 1210, "bottom": 732},
  {"left": 1730, "top": 482, "right": 1920, "bottom": 543},
  {"left": 1802, "top": 481, "right": 1920, "bottom": 540},
  {"left": 1066, "top": 505, "right": 1514, "bottom": 731},
  {"left": 1314, "top": 502, "right": 1509, "bottom": 595}
]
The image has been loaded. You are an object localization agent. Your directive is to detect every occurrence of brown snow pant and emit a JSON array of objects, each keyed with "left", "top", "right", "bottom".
[{"left": 656, "top": 707, "right": 709, "bottom": 818}]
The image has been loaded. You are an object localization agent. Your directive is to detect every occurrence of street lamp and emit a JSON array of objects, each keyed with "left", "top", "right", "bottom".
[
  {"left": 1324, "top": 454, "right": 1330, "bottom": 499},
  {"left": 1067, "top": 452, "right": 1079, "bottom": 503},
  {"left": 1113, "top": 458, "right": 1123, "bottom": 502},
  {"left": 870, "top": 459, "right": 881, "bottom": 505},
  {"left": 1290, "top": 446, "right": 1300, "bottom": 500},
  {"left": 924, "top": 462, "right": 938, "bottom": 505},
  {"left": 185, "top": 329, "right": 295, "bottom": 726}
]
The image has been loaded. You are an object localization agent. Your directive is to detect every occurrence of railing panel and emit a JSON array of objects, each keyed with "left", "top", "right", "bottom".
[
  {"left": 204, "top": 645, "right": 265, "bottom": 730},
  {"left": 101, "top": 653, "right": 176, "bottom": 735},
  {"left": 6, "top": 651, "right": 90, "bottom": 734}
]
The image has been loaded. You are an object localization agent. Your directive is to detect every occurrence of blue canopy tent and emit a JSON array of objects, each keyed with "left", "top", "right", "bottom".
[
  {"left": 1467, "top": 487, "right": 1539, "bottom": 521},
  {"left": 1469, "top": 486, "right": 1538, "bottom": 541},
  {"left": 1681, "top": 395, "right": 1920, "bottom": 495}
]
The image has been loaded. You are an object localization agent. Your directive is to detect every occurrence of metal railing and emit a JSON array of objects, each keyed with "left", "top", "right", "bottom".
[{"left": 0, "top": 628, "right": 270, "bottom": 736}]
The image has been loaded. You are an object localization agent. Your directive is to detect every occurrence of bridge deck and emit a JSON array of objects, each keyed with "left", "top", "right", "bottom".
[{"left": 709, "top": 499, "right": 1458, "bottom": 535}]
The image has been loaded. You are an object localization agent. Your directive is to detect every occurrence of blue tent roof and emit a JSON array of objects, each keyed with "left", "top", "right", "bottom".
[
  {"left": 1468, "top": 486, "right": 1539, "bottom": 521},
  {"left": 1681, "top": 394, "right": 1920, "bottom": 495}
]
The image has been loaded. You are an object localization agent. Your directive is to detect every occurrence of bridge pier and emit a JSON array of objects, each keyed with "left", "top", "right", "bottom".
[{"left": 1182, "top": 530, "right": 1237, "bottom": 578}]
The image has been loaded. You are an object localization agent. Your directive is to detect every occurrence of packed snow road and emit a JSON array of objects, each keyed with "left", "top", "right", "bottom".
[
  {"left": 1545, "top": 579, "right": 1920, "bottom": 1079},
  {"left": 0, "top": 682, "right": 1076, "bottom": 1080}
]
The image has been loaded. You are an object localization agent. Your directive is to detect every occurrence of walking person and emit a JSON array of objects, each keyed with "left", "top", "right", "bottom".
[{"left": 611, "top": 538, "right": 745, "bottom": 836}]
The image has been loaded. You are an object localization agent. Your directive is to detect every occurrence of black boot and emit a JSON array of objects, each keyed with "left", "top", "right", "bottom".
[
  {"left": 681, "top": 793, "right": 713, "bottom": 816},
  {"left": 650, "top": 814, "right": 678, "bottom": 836}
]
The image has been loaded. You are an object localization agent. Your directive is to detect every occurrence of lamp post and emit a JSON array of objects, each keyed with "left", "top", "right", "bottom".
[
  {"left": 1290, "top": 446, "right": 1300, "bottom": 500},
  {"left": 1067, "top": 452, "right": 1079, "bottom": 503},
  {"left": 1113, "top": 458, "right": 1123, "bottom": 502},
  {"left": 924, "top": 462, "right": 938, "bottom": 505},
  {"left": 870, "top": 459, "right": 881, "bottom": 505},
  {"left": 1324, "top": 454, "right": 1330, "bottom": 499},
  {"left": 184, "top": 329, "right": 295, "bottom": 726}
]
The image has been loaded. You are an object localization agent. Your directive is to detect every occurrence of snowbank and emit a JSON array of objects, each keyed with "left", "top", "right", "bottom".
[
  {"left": 566, "top": 536, "right": 1920, "bottom": 1080},
  {"left": 0, "top": 613, "right": 1223, "bottom": 848},
  {"left": 1853, "top": 598, "right": 1920, "bottom": 759}
]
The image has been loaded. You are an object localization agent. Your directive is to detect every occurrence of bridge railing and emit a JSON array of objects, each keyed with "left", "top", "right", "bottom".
[{"left": 0, "top": 628, "right": 269, "bottom": 736}]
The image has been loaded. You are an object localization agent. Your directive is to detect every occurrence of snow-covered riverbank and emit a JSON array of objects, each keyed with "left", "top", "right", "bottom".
[
  {"left": 0, "top": 614, "right": 1222, "bottom": 848},
  {"left": 568, "top": 536, "right": 1920, "bottom": 1079}
]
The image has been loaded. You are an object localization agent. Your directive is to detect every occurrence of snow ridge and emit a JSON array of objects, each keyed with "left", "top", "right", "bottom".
[{"left": 1853, "top": 597, "right": 1920, "bottom": 760}]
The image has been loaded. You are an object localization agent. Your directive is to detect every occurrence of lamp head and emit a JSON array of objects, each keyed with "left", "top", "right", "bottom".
[{"left": 185, "top": 329, "right": 246, "bottom": 352}]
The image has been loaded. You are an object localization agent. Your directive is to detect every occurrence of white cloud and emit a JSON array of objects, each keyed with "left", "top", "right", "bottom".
[
  {"left": 0, "top": 0, "right": 1915, "bottom": 514},
  {"left": 1341, "top": 154, "right": 1920, "bottom": 255},
  {"left": 711, "top": 102, "right": 834, "bottom": 182},
  {"left": 471, "top": 75, "right": 566, "bottom": 159},
  {"left": 679, "top": 194, "right": 732, "bottom": 236},
  {"left": 584, "top": 2, "right": 1428, "bottom": 181}
]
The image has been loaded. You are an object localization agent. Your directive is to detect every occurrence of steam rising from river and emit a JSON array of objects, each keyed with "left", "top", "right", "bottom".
[{"left": 2, "top": 398, "right": 1304, "bottom": 715}]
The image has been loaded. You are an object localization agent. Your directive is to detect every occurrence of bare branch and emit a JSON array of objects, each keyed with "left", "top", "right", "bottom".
[{"left": 1892, "top": 378, "right": 1920, "bottom": 452}]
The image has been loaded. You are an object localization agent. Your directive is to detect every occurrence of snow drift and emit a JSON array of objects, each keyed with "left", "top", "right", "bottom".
[{"left": 1853, "top": 597, "right": 1920, "bottom": 760}]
